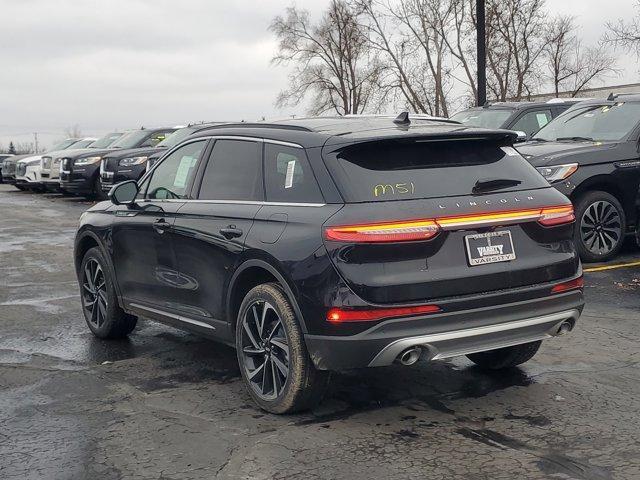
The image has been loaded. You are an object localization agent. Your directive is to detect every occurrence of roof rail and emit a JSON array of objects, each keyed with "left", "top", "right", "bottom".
[{"left": 195, "top": 122, "right": 314, "bottom": 132}]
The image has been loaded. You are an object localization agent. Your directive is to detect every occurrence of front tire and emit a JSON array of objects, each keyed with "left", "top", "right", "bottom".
[
  {"left": 236, "top": 283, "right": 329, "bottom": 414},
  {"left": 80, "top": 247, "right": 137, "bottom": 339},
  {"left": 467, "top": 341, "right": 541, "bottom": 369},
  {"left": 574, "top": 191, "right": 625, "bottom": 262}
]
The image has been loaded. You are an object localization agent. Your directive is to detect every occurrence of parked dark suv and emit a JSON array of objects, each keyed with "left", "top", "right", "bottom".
[
  {"left": 451, "top": 99, "right": 580, "bottom": 140},
  {"left": 60, "top": 127, "right": 176, "bottom": 198},
  {"left": 100, "top": 123, "right": 226, "bottom": 193},
  {"left": 74, "top": 116, "right": 583, "bottom": 413},
  {"left": 516, "top": 95, "right": 640, "bottom": 262}
]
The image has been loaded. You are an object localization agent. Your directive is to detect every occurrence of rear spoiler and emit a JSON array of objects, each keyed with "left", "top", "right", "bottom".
[{"left": 325, "top": 128, "right": 518, "bottom": 150}]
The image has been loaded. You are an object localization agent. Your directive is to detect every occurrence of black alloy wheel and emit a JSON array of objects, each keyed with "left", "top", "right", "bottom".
[
  {"left": 82, "top": 258, "right": 108, "bottom": 329},
  {"left": 240, "top": 300, "right": 290, "bottom": 400},
  {"left": 577, "top": 192, "right": 625, "bottom": 262}
]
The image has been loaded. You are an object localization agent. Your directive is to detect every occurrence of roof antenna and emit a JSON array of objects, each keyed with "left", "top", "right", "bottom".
[{"left": 393, "top": 111, "right": 411, "bottom": 126}]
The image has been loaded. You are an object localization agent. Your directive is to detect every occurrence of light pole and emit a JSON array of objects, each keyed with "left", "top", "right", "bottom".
[{"left": 476, "top": 0, "right": 487, "bottom": 106}]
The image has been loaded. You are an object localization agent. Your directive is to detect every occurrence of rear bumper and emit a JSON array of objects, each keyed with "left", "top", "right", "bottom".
[{"left": 304, "top": 290, "right": 583, "bottom": 370}]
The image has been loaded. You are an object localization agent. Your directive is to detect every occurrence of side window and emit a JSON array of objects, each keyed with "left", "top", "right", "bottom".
[
  {"left": 145, "top": 141, "right": 206, "bottom": 200},
  {"left": 264, "top": 144, "right": 324, "bottom": 203},
  {"left": 512, "top": 110, "right": 553, "bottom": 137},
  {"left": 198, "top": 140, "right": 262, "bottom": 201},
  {"left": 141, "top": 130, "right": 173, "bottom": 148}
]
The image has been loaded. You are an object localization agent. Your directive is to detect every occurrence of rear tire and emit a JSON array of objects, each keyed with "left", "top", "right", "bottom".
[
  {"left": 235, "top": 283, "right": 329, "bottom": 414},
  {"left": 574, "top": 191, "right": 625, "bottom": 263},
  {"left": 80, "top": 247, "right": 137, "bottom": 339},
  {"left": 466, "top": 341, "right": 541, "bottom": 369}
]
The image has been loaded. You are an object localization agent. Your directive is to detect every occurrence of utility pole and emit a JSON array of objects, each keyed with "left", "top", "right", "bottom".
[
  {"left": 33, "top": 132, "right": 39, "bottom": 153},
  {"left": 476, "top": 0, "right": 487, "bottom": 106}
]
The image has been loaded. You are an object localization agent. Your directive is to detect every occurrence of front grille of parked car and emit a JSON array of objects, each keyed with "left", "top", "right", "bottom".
[
  {"left": 16, "top": 163, "right": 27, "bottom": 176},
  {"left": 4, "top": 160, "right": 15, "bottom": 175},
  {"left": 42, "top": 156, "right": 52, "bottom": 170},
  {"left": 103, "top": 158, "right": 119, "bottom": 172},
  {"left": 61, "top": 158, "right": 72, "bottom": 171}
]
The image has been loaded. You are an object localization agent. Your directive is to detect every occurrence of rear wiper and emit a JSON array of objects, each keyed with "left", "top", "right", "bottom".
[
  {"left": 473, "top": 178, "right": 522, "bottom": 194},
  {"left": 556, "top": 136, "right": 594, "bottom": 142}
]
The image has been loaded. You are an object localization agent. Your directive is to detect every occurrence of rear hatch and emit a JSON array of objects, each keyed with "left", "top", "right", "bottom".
[{"left": 321, "top": 134, "right": 579, "bottom": 304}]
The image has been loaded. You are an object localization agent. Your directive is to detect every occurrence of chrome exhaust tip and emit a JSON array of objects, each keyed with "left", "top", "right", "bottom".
[
  {"left": 397, "top": 347, "right": 422, "bottom": 366},
  {"left": 556, "top": 321, "right": 573, "bottom": 336}
]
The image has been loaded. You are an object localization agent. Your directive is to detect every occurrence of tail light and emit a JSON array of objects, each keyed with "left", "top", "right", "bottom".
[
  {"left": 324, "top": 219, "right": 439, "bottom": 242},
  {"left": 538, "top": 205, "right": 575, "bottom": 226},
  {"left": 326, "top": 304, "right": 441, "bottom": 323},
  {"left": 325, "top": 205, "right": 575, "bottom": 243},
  {"left": 551, "top": 276, "right": 584, "bottom": 293}
]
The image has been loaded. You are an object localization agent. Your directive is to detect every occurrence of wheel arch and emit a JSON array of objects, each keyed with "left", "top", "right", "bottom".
[
  {"left": 227, "top": 259, "right": 309, "bottom": 334},
  {"left": 570, "top": 176, "right": 627, "bottom": 211},
  {"left": 74, "top": 230, "right": 125, "bottom": 307}
]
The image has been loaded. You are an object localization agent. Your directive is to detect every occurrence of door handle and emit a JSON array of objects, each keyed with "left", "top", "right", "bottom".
[
  {"left": 153, "top": 218, "right": 171, "bottom": 234},
  {"left": 220, "top": 226, "right": 243, "bottom": 239}
]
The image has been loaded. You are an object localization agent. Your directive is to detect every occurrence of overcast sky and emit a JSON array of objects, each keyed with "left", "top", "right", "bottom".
[{"left": 0, "top": 0, "right": 638, "bottom": 149}]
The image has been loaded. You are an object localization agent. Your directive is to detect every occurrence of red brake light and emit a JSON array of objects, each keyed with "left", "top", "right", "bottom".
[
  {"left": 324, "top": 205, "right": 575, "bottom": 243},
  {"left": 539, "top": 205, "right": 575, "bottom": 226},
  {"left": 326, "top": 304, "right": 441, "bottom": 323},
  {"left": 551, "top": 276, "right": 584, "bottom": 293},
  {"left": 324, "top": 219, "right": 439, "bottom": 243}
]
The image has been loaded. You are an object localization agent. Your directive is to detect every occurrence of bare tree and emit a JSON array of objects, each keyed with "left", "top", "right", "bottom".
[
  {"left": 270, "top": 1, "right": 382, "bottom": 115},
  {"left": 546, "top": 16, "right": 617, "bottom": 97},
  {"left": 603, "top": 1, "right": 640, "bottom": 57},
  {"left": 356, "top": 0, "right": 457, "bottom": 116},
  {"left": 64, "top": 124, "right": 83, "bottom": 138}
]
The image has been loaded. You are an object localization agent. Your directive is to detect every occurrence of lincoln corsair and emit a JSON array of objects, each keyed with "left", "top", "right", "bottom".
[{"left": 74, "top": 116, "right": 584, "bottom": 413}]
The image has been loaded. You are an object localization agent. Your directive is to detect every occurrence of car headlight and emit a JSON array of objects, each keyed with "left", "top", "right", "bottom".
[
  {"left": 536, "top": 163, "right": 578, "bottom": 183},
  {"left": 119, "top": 156, "right": 148, "bottom": 167},
  {"left": 74, "top": 156, "right": 102, "bottom": 166}
]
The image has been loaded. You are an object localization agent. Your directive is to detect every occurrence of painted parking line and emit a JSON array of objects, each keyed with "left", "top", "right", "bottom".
[{"left": 584, "top": 260, "right": 640, "bottom": 273}]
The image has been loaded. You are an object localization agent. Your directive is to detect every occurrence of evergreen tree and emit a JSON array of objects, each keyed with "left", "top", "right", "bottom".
[{"left": 8, "top": 142, "right": 16, "bottom": 154}]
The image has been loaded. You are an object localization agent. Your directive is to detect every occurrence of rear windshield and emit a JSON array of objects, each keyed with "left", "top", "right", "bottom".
[{"left": 324, "top": 139, "right": 549, "bottom": 202}]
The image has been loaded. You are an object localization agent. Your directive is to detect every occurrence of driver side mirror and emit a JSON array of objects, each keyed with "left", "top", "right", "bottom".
[
  {"left": 109, "top": 180, "right": 139, "bottom": 206},
  {"left": 514, "top": 130, "right": 528, "bottom": 143}
]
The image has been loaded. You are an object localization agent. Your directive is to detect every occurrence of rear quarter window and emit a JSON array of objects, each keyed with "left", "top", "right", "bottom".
[
  {"left": 264, "top": 144, "right": 324, "bottom": 203},
  {"left": 323, "top": 139, "right": 549, "bottom": 202}
]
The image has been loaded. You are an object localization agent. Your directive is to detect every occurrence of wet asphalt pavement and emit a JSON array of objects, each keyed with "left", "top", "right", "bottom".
[{"left": 1, "top": 183, "right": 640, "bottom": 480}]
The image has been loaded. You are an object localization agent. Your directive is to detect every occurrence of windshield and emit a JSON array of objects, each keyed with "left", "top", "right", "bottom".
[
  {"left": 51, "top": 139, "right": 79, "bottom": 150},
  {"left": 109, "top": 130, "right": 149, "bottom": 149},
  {"left": 90, "top": 132, "right": 123, "bottom": 148},
  {"left": 72, "top": 139, "right": 95, "bottom": 148},
  {"left": 450, "top": 109, "right": 514, "bottom": 129},
  {"left": 156, "top": 127, "right": 194, "bottom": 148},
  {"left": 534, "top": 103, "right": 640, "bottom": 142}
]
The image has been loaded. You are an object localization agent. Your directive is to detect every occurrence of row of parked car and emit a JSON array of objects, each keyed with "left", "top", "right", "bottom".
[
  {"left": 0, "top": 123, "right": 225, "bottom": 198},
  {"left": 2, "top": 94, "right": 640, "bottom": 263}
]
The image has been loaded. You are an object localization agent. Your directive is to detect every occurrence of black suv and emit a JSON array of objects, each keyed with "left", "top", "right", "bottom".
[
  {"left": 74, "top": 116, "right": 583, "bottom": 413},
  {"left": 100, "top": 124, "right": 227, "bottom": 193},
  {"left": 451, "top": 99, "right": 580, "bottom": 140},
  {"left": 516, "top": 95, "right": 640, "bottom": 262},
  {"left": 60, "top": 127, "right": 176, "bottom": 198}
]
